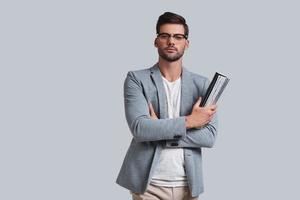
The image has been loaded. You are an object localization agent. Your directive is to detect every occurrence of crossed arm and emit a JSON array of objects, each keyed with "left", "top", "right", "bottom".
[{"left": 124, "top": 72, "right": 218, "bottom": 148}]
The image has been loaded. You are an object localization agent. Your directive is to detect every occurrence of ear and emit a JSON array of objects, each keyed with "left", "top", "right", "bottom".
[
  {"left": 154, "top": 38, "right": 158, "bottom": 47},
  {"left": 185, "top": 39, "right": 190, "bottom": 49}
]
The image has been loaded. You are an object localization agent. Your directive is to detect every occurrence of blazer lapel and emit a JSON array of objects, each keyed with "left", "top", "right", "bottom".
[
  {"left": 150, "top": 64, "right": 167, "bottom": 119},
  {"left": 180, "top": 67, "right": 194, "bottom": 116}
]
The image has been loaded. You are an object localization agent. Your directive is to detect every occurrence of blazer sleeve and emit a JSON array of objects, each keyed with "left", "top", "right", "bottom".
[
  {"left": 124, "top": 71, "right": 187, "bottom": 142},
  {"left": 166, "top": 113, "right": 218, "bottom": 148}
]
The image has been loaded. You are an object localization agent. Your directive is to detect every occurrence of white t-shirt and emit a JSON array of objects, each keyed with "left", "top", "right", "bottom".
[{"left": 151, "top": 76, "right": 188, "bottom": 187}]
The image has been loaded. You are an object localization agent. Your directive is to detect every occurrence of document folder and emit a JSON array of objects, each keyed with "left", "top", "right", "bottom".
[{"left": 200, "top": 72, "right": 230, "bottom": 107}]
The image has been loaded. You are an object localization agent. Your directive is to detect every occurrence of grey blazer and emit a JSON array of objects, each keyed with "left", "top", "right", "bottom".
[{"left": 116, "top": 63, "right": 218, "bottom": 198}]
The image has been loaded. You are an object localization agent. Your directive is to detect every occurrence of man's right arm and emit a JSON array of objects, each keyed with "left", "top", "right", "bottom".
[{"left": 124, "top": 71, "right": 187, "bottom": 142}]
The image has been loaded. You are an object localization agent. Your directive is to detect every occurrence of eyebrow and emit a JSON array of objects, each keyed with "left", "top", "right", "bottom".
[{"left": 158, "top": 32, "right": 185, "bottom": 35}]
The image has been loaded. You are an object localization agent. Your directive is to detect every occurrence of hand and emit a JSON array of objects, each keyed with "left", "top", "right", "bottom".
[
  {"left": 185, "top": 97, "right": 217, "bottom": 129},
  {"left": 149, "top": 102, "right": 158, "bottom": 120}
]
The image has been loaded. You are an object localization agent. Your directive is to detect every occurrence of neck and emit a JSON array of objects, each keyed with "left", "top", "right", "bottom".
[{"left": 158, "top": 58, "right": 182, "bottom": 82}]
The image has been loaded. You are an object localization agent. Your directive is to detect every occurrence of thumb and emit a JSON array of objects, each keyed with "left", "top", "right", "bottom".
[{"left": 194, "top": 97, "right": 202, "bottom": 107}]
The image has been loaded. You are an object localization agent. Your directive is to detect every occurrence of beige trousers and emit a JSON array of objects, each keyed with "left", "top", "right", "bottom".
[{"left": 131, "top": 184, "right": 198, "bottom": 200}]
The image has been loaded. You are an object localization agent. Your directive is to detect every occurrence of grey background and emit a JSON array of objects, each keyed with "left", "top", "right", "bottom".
[{"left": 1, "top": 0, "right": 299, "bottom": 199}]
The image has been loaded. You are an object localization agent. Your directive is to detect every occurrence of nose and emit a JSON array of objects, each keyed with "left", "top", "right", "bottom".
[{"left": 167, "top": 36, "right": 175, "bottom": 46}]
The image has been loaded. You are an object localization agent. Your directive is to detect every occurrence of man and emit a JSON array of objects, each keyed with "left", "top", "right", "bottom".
[{"left": 116, "top": 12, "right": 218, "bottom": 200}]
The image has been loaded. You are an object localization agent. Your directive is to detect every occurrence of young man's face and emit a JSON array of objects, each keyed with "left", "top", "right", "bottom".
[{"left": 154, "top": 23, "right": 189, "bottom": 62}]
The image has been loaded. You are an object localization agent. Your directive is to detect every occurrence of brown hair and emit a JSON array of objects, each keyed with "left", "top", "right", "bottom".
[{"left": 156, "top": 12, "right": 189, "bottom": 38}]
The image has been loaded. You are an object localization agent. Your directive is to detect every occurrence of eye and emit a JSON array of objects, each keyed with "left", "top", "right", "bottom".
[
  {"left": 174, "top": 34, "right": 185, "bottom": 40},
  {"left": 159, "top": 33, "right": 169, "bottom": 39}
]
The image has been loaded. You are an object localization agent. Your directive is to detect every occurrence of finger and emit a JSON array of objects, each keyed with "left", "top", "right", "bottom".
[
  {"left": 149, "top": 102, "right": 154, "bottom": 113},
  {"left": 205, "top": 117, "right": 211, "bottom": 125},
  {"left": 207, "top": 107, "right": 217, "bottom": 113},
  {"left": 208, "top": 104, "right": 217, "bottom": 110},
  {"left": 149, "top": 102, "right": 157, "bottom": 117},
  {"left": 209, "top": 109, "right": 217, "bottom": 116}
]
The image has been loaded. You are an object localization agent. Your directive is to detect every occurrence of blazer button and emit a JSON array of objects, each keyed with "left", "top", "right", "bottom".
[
  {"left": 171, "top": 142, "right": 178, "bottom": 146},
  {"left": 173, "top": 135, "right": 182, "bottom": 139}
]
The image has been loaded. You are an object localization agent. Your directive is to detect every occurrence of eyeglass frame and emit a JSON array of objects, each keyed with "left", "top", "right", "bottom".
[{"left": 156, "top": 32, "right": 188, "bottom": 41}]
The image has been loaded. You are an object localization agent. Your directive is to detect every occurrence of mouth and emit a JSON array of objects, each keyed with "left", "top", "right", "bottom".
[{"left": 165, "top": 47, "right": 177, "bottom": 52}]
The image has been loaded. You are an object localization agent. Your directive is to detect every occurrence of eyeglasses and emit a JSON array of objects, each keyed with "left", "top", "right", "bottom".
[{"left": 157, "top": 33, "right": 188, "bottom": 42}]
